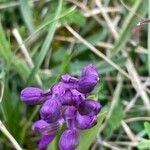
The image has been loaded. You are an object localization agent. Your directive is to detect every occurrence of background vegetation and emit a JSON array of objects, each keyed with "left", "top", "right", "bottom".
[{"left": 0, "top": 0, "right": 150, "bottom": 149}]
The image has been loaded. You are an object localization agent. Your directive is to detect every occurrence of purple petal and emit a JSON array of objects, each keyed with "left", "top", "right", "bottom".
[
  {"left": 76, "top": 113, "right": 97, "bottom": 129},
  {"left": 20, "top": 87, "right": 45, "bottom": 105},
  {"left": 59, "top": 129, "right": 80, "bottom": 150},
  {"left": 77, "top": 75, "right": 99, "bottom": 94},
  {"left": 61, "top": 74, "right": 78, "bottom": 83},
  {"left": 61, "top": 89, "right": 84, "bottom": 107},
  {"left": 32, "top": 120, "right": 60, "bottom": 135},
  {"left": 62, "top": 106, "right": 77, "bottom": 129},
  {"left": 71, "top": 89, "right": 85, "bottom": 105},
  {"left": 32, "top": 120, "right": 49, "bottom": 133},
  {"left": 52, "top": 82, "right": 76, "bottom": 96},
  {"left": 78, "top": 100, "right": 101, "bottom": 116},
  {"left": 82, "top": 64, "right": 99, "bottom": 78},
  {"left": 38, "top": 134, "right": 56, "bottom": 149},
  {"left": 63, "top": 106, "right": 77, "bottom": 120},
  {"left": 40, "top": 98, "right": 61, "bottom": 123},
  {"left": 60, "top": 90, "right": 76, "bottom": 106},
  {"left": 51, "top": 83, "right": 66, "bottom": 95}
]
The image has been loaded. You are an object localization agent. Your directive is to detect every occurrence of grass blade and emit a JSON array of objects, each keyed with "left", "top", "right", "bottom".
[
  {"left": 27, "top": 0, "right": 63, "bottom": 84},
  {"left": 19, "top": 0, "right": 34, "bottom": 32},
  {"left": 111, "top": 0, "right": 147, "bottom": 56},
  {"left": 0, "top": 121, "right": 23, "bottom": 150},
  {"left": 0, "top": 23, "right": 30, "bottom": 80}
]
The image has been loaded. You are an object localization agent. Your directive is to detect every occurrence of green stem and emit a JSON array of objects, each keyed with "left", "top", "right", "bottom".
[
  {"left": 54, "top": 124, "right": 66, "bottom": 150},
  {"left": 20, "top": 105, "right": 40, "bottom": 144}
]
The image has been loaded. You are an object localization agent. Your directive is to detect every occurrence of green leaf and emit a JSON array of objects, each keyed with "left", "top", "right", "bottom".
[
  {"left": 96, "top": 56, "right": 127, "bottom": 74},
  {"left": 0, "top": 23, "right": 12, "bottom": 61},
  {"left": 88, "top": 95, "right": 97, "bottom": 100},
  {"left": 19, "top": 0, "right": 35, "bottom": 32},
  {"left": 77, "top": 112, "right": 106, "bottom": 150},
  {"left": 27, "top": 0, "right": 63, "bottom": 84},
  {"left": 74, "top": 29, "right": 107, "bottom": 56},
  {"left": 61, "top": 9, "right": 86, "bottom": 26},
  {"left": 104, "top": 104, "right": 124, "bottom": 136},
  {"left": 144, "top": 122, "right": 150, "bottom": 139},
  {"left": 111, "top": 0, "right": 148, "bottom": 56},
  {"left": 104, "top": 77, "right": 123, "bottom": 137},
  {"left": 12, "top": 58, "right": 30, "bottom": 80},
  {"left": 43, "top": 1, "right": 85, "bottom": 27},
  {"left": 69, "top": 56, "right": 127, "bottom": 75},
  {"left": 138, "top": 140, "right": 150, "bottom": 149}
]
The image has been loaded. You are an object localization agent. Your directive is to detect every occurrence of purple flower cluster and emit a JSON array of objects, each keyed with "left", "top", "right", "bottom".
[{"left": 20, "top": 64, "right": 102, "bottom": 150}]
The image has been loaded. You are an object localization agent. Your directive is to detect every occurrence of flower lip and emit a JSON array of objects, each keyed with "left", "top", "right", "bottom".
[
  {"left": 77, "top": 75, "right": 99, "bottom": 94},
  {"left": 76, "top": 113, "right": 97, "bottom": 129},
  {"left": 32, "top": 120, "right": 49, "bottom": 133},
  {"left": 20, "top": 87, "right": 45, "bottom": 105},
  {"left": 59, "top": 129, "right": 80, "bottom": 150},
  {"left": 40, "top": 98, "right": 61, "bottom": 123},
  {"left": 78, "top": 99, "right": 101, "bottom": 116},
  {"left": 63, "top": 106, "right": 77, "bottom": 120},
  {"left": 32, "top": 120, "right": 60, "bottom": 135},
  {"left": 71, "top": 89, "right": 85, "bottom": 104},
  {"left": 63, "top": 106, "right": 77, "bottom": 129},
  {"left": 60, "top": 90, "right": 75, "bottom": 106},
  {"left": 38, "top": 134, "right": 56, "bottom": 150}
]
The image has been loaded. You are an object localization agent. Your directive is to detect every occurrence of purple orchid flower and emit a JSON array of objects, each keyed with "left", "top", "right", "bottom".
[
  {"left": 20, "top": 87, "right": 51, "bottom": 105},
  {"left": 20, "top": 64, "right": 102, "bottom": 150},
  {"left": 77, "top": 64, "right": 100, "bottom": 94},
  {"left": 32, "top": 119, "right": 63, "bottom": 149},
  {"left": 59, "top": 129, "right": 80, "bottom": 150}
]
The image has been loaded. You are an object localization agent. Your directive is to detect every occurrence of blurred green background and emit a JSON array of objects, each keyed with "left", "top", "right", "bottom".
[{"left": 0, "top": 0, "right": 150, "bottom": 149}]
